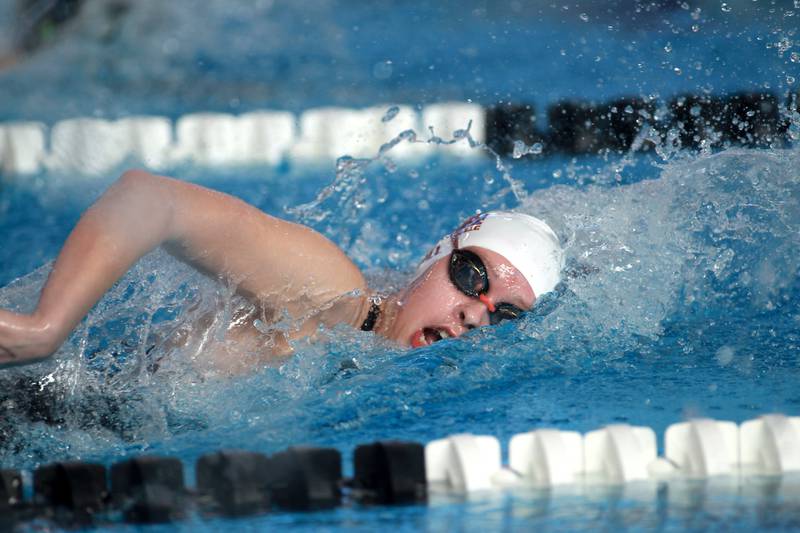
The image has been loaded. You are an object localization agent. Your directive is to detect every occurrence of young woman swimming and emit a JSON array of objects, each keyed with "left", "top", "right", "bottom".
[{"left": 0, "top": 169, "right": 563, "bottom": 373}]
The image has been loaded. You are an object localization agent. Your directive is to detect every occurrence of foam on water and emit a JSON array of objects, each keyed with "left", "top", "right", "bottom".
[{"left": 523, "top": 147, "right": 800, "bottom": 361}]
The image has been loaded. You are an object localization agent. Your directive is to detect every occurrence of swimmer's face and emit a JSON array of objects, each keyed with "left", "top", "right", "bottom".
[{"left": 387, "top": 246, "right": 536, "bottom": 348}]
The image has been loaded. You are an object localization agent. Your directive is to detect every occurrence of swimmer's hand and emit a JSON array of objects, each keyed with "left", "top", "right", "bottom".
[{"left": 0, "top": 310, "right": 59, "bottom": 368}]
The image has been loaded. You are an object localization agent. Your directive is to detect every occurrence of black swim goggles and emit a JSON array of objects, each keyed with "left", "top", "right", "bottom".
[{"left": 448, "top": 248, "right": 525, "bottom": 325}]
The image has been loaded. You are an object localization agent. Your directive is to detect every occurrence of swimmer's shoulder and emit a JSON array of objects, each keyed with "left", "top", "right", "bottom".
[
  {"left": 260, "top": 215, "right": 367, "bottom": 298},
  {"left": 293, "top": 221, "right": 367, "bottom": 293}
]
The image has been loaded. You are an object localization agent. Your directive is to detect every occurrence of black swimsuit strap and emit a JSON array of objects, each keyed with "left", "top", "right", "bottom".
[{"left": 360, "top": 299, "right": 382, "bottom": 332}]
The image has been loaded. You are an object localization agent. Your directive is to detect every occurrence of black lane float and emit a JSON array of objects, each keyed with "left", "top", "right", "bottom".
[
  {"left": 486, "top": 90, "right": 792, "bottom": 158},
  {"left": 2, "top": 440, "right": 427, "bottom": 528}
]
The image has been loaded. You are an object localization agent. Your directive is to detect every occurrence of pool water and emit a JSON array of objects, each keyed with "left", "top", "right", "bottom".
[
  {"left": 1, "top": 145, "right": 799, "bottom": 530},
  {"left": 1, "top": 0, "right": 800, "bottom": 531},
  {"left": 1, "top": 0, "right": 797, "bottom": 121}
]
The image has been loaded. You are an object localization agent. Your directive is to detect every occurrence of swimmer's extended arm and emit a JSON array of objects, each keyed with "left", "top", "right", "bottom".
[{"left": 0, "top": 169, "right": 367, "bottom": 367}]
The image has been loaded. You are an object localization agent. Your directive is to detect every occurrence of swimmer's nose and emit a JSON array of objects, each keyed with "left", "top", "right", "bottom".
[{"left": 458, "top": 297, "right": 493, "bottom": 329}]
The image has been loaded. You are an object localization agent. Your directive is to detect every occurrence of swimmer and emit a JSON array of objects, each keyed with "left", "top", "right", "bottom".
[{"left": 0, "top": 169, "right": 563, "bottom": 373}]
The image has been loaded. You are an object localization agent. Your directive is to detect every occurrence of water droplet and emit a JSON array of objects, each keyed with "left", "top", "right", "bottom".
[
  {"left": 787, "top": 75, "right": 796, "bottom": 85},
  {"left": 579, "top": 12, "right": 589, "bottom": 21},
  {"left": 673, "top": 66, "right": 683, "bottom": 75},
  {"left": 690, "top": 105, "right": 702, "bottom": 117},
  {"left": 681, "top": 1, "right": 690, "bottom": 9},
  {"left": 398, "top": 129, "right": 417, "bottom": 142},
  {"left": 692, "top": 24, "right": 700, "bottom": 32},
  {"left": 512, "top": 140, "right": 526, "bottom": 159},
  {"left": 372, "top": 60, "right": 393, "bottom": 80},
  {"left": 791, "top": 51, "right": 800, "bottom": 62},
  {"left": 721, "top": 3, "right": 731, "bottom": 12},
  {"left": 383, "top": 157, "right": 397, "bottom": 173},
  {"left": 512, "top": 140, "right": 543, "bottom": 159},
  {"left": 381, "top": 106, "right": 400, "bottom": 123},
  {"left": 664, "top": 42, "right": 673, "bottom": 53},
  {"left": 777, "top": 37, "right": 793, "bottom": 53},
  {"left": 716, "top": 346, "right": 735, "bottom": 366}
]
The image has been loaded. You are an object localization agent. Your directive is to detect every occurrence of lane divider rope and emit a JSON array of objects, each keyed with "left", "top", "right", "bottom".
[
  {"left": 0, "top": 413, "right": 798, "bottom": 527},
  {"left": 0, "top": 91, "right": 795, "bottom": 177}
]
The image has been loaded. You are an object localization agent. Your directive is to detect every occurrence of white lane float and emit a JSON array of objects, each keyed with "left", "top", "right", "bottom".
[
  {"left": 173, "top": 111, "right": 296, "bottom": 166},
  {"left": 0, "top": 122, "right": 47, "bottom": 175},
  {"left": 0, "top": 102, "right": 490, "bottom": 177},
  {"left": 509, "top": 428, "right": 583, "bottom": 486},
  {"left": 291, "top": 105, "right": 419, "bottom": 163},
  {"left": 425, "top": 433, "right": 502, "bottom": 492},
  {"left": 235, "top": 111, "right": 296, "bottom": 166},
  {"left": 583, "top": 424, "right": 657, "bottom": 483},
  {"left": 48, "top": 118, "right": 134, "bottom": 175},
  {"left": 116, "top": 116, "right": 174, "bottom": 169},
  {"left": 173, "top": 113, "right": 242, "bottom": 166},
  {"left": 664, "top": 418, "right": 739, "bottom": 477},
  {"left": 740, "top": 414, "right": 800, "bottom": 474}
]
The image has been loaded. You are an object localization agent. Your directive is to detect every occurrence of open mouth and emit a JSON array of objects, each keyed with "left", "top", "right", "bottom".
[{"left": 412, "top": 327, "right": 452, "bottom": 348}]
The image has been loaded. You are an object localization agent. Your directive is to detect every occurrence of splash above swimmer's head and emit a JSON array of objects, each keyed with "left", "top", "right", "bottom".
[{"left": 381, "top": 210, "right": 564, "bottom": 348}]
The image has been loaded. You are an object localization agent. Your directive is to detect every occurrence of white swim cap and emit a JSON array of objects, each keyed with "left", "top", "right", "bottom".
[{"left": 415, "top": 211, "right": 564, "bottom": 298}]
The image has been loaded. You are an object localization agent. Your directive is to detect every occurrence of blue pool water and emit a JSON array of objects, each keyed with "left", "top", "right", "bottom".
[
  {"left": 1, "top": 0, "right": 798, "bottom": 120},
  {"left": 1, "top": 0, "right": 800, "bottom": 530}
]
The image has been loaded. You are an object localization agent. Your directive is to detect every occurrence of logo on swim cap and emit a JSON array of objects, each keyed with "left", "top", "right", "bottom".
[
  {"left": 415, "top": 211, "right": 564, "bottom": 298},
  {"left": 419, "top": 212, "right": 489, "bottom": 265}
]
